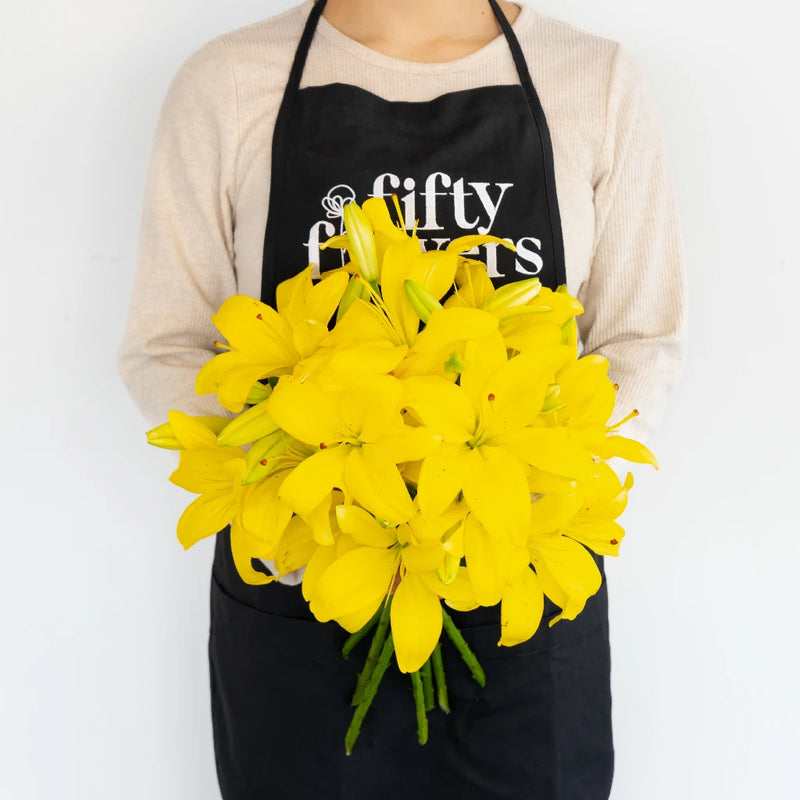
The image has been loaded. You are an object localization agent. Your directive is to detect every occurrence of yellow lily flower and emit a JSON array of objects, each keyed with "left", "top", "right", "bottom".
[
  {"left": 146, "top": 415, "right": 230, "bottom": 450},
  {"left": 323, "top": 196, "right": 515, "bottom": 351},
  {"left": 361, "top": 194, "right": 414, "bottom": 259},
  {"left": 462, "top": 513, "right": 530, "bottom": 606},
  {"left": 309, "top": 502, "right": 468, "bottom": 672},
  {"left": 267, "top": 374, "right": 439, "bottom": 524},
  {"left": 195, "top": 265, "right": 348, "bottom": 412},
  {"left": 525, "top": 461, "right": 634, "bottom": 556},
  {"left": 547, "top": 354, "right": 659, "bottom": 468},
  {"left": 445, "top": 269, "right": 583, "bottom": 356},
  {"left": 164, "top": 410, "right": 295, "bottom": 585},
  {"left": 528, "top": 532, "right": 603, "bottom": 626},
  {"left": 558, "top": 463, "right": 635, "bottom": 558},
  {"left": 392, "top": 306, "right": 500, "bottom": 379},
  {"left": 228, "top": 471, "right": 294, "bottom": 585},
  {"left": 166, "top": 411, "right": 247, "bottom": 550},
  {"left": 405, "top": 329, "right": 575, "bottom": 541},
  {"left": 380, "top": 234, "right": 515, "bottom": 348},
  {"left": 443, "top": 258, "right": 495, "bottom": 309}
]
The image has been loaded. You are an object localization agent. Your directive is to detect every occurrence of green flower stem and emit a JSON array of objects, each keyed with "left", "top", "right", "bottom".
[
  {"left": 441, "top": 606, "right": 486, "bottom": 688},
  {"left": 341, "top": 606, "right": 381, "bottom": 660},
  {"left": 345, "top": 632, "right": 395, "bottom": 755},
  {"left": 351, "top": 594, "right": 393, "bottom": 706},
  {"left": 420, "top": 658, "right": 434, "bottom": 711},
  {"left": 410, "top": 669, "right": 429, "bottom": 745},
  {"left": 431, "top": 642, "right": 450, "bottom": 713}
]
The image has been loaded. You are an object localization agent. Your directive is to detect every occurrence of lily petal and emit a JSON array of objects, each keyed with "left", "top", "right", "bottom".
[
  {"left": 480, "top": 346, "right": 570, "bottom": 437},
  {"left": 211, "top": 295, "right": 296, "bottom": 361},
  {"left": 301, "top": 543, "right": 338, "bottom": 602},
  {"left": 417, "top": 443, "right": 470, "bottom": 519},
  {"left": 306, "top": 268, "right": 349, "bottom": 323},
  {"left": 338, "top": 376, "right": 404, "bottom": 443},
  {"left": 309, "top": 546, "right": 398, "bottom": 622},
  {"left": 195, "top": 352, "right": 280, "bottom": 413},
  {"left": 177, "top": 490, "right": 238, "bottom": 550},
  {"left": 532, "top": 536, "right": 602, "bottom": 622},
  {"left": 273, "top": 515, "right": 317, "bottom": 575},
  {"left": 494, "top": 427, "right": 595, "bottom": 481},
  {"left": 278, "top": 445, "right": 349, "bottom": 516},
  {"left": 401, "top": 540, "right": 446, "bottom": 574},
  {"left": 463, "top": 514, "right": 503, "bottom": 606},
  {"left": 230, "top": 519, "right": 278, "bottom": 585},
  {"left": 499, "top": 567, "right": 544, "bottom": 646},
  {"left": 401, "top": 376, "right": 475, "bottom": 443},
  {"left": 529, "top": 491, "right": 584, "bottom": 535},
  {"left": 344, "top": 445, "right": 416, "bottom": 524},
  {"left": 335, "top": 504, "right": 396, "bottom": 548},
  {"left": 447, "top": 257, "right": 495, "bottom": 309},
  {"left": 378, "top": 425, "right": 442, "bottom": 463},
  {"left": 420, "top": 566, "right": 478, "bottom": 611},
  {"left": 591, "top": 435, "right": 659, "bottom": 469},
  {"left": 267, "top": 375, "right": 343, "bottom": 445},
  {"left": 391, "top": 572, "right": 443, "bottom": 673},
  {"left": 458, "top": 330, "right": 507, "bottom": 416},
  {"left": 239, "top": 473, "right": 293, "bottom": 549},
  {"left": 461, "top": 446, "right": 531, "bottom": 544}
]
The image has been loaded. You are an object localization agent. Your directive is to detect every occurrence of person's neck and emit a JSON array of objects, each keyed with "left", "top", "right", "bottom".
[{"left": 319, "top": 0, "right": 522, "bottom": 63}]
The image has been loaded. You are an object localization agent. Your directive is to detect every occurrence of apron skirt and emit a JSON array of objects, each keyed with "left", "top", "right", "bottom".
[{"left": 209, "top": 527, "right": 614, "bottom": 799}]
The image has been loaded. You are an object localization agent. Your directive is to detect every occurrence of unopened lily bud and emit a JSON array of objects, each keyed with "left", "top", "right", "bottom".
[
  {"left": 481, "top": 278, "right": 542, "bottom": 312},
  {"left": 146, "top": 421, "right": 182, "bottom": 450},
  {"left": 146, "top": 416, "right": 230, "bottom": 449},
  {"left": 404, "top": 279, "right": 443, "bottom": 323},
  {"left": 217, "top": 400, "right": 280, "bottom": 447},
  {"left": 336, "top": 274, "right": 371, "bottom": 322},
  {"left": 343, "top": 201, "right": 378, "bottom": 282},
  {"left": 245, "top": 381, "right": 272, "bottom": 405}
]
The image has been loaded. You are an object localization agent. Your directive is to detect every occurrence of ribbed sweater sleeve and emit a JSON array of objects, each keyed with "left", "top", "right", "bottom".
[
  {"left": 577, "top": 44, "right": 687, "bottom": 443},
  {"left": 118, "top": 39, "right": 239, "bottom": 428}
]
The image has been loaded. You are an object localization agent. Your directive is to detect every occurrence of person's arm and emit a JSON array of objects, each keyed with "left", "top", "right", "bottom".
[
  {"left": 577, "top": 44, "right": 687, "bottom": 444},
  {"left": 118, "top": 38, "right": 239, "bottom": 428}
]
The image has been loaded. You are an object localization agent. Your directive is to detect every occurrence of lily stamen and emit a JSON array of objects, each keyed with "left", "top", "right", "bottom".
[{"left": 607, "top": 408, "right": 639, "bottom": 432}]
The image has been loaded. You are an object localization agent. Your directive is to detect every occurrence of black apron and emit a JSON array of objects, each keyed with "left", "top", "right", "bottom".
[{"left": 209, "top": 1, "right": 613, "bottom": 797}]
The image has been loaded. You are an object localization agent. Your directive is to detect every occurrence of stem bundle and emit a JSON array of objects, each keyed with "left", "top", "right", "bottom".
[{"left": 343, "top": 599, "right": 486, "bottom": 753}]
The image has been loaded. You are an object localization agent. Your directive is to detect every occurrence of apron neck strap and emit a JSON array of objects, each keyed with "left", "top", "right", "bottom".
[
  {"left": 275, "top": 0, "right": 566, "bottom": 288},
  {"left": 292, "top": 1, "right": 533, "bottom": 94}
]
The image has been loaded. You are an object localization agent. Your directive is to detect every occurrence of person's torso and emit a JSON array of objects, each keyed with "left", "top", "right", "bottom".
[{"left": 212, "top": 0, "right": 615, "bottom": 303}]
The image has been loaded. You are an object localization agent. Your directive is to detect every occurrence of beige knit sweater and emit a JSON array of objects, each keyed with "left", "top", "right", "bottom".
[{"left": 119, "top": 0, "right": 686, "bottom": 503}]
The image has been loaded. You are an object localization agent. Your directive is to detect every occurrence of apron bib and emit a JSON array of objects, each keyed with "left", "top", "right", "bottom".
[{"left": 209, "top": 2, "right": 613, "bottom": 797}]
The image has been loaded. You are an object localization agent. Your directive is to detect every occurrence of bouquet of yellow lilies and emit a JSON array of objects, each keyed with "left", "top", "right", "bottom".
[{"left": 147, "top": 195, "right": 657, "bottom": 753}]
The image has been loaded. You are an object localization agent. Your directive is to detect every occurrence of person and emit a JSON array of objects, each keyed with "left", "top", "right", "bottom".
[{"left": 118, "top": 0, "right": 687, "bottom": 797}]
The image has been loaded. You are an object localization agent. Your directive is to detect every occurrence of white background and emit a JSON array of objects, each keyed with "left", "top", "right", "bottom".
[{"left": 2, "top": 0, "right": 797, "bottom": 797}]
